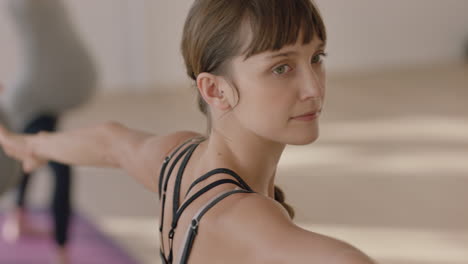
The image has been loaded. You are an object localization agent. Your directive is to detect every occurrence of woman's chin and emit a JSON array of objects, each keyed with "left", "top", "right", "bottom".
[{"left": 287, "top": 131, "right": 319, "bottom": 145}]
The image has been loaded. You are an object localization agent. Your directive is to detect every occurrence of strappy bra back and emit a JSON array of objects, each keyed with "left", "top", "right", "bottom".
[{"left": 158, "top": 136, "right": 255, "bottom": 264}]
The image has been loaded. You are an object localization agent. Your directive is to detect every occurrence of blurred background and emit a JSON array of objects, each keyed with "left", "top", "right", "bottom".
[{"left": 0, "top": 0, "right": 467, "bottom": 263}]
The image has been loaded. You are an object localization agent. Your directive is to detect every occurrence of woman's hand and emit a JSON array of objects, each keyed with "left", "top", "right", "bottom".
[{"left": 0, "top": 125, "right": 46, "bottom": 173}]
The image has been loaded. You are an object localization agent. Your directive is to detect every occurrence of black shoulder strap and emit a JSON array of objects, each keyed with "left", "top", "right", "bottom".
[
  {"left": 166, "top": 178, "right": 246, "bottom": 263},
  {"left": 158, "top": 136, "right": 204, "bottom": 198},
  {"left": 159, "top": 137, "right": 204, "bottom": 262},
  {"left": 184, "top": 168, "right": 253, "bottom": 198},
  {"left": 159, "top": 137, "right": 254, "bottom": 263},
  {"left": 178, "top": 189, "right": 254, "bottom": 263},
  {"left": 160, "top": 249, "right": 169, "bottom": 264},
  {"left": 167, "top": 168, "right": 251, "bottom": 263},
  {"left": 172, "top": 143, "right": 200, "bottom": 220},
  {"left": 171, "top": 179, "right": 245, "bottom": 230},
  {"left": 159, "top": 142, "right": 199, "bottom": 232}
]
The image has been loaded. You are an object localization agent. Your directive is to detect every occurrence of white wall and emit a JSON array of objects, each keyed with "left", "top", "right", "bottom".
[
  {"left": 0, "top": 0, "right": 467, "bottom": 93},
  {"left": 0, "top": 0, "right": 18, "bottom": 89},
  {"left": 317, "top": 0, "right": 468, "bottom": 74}
]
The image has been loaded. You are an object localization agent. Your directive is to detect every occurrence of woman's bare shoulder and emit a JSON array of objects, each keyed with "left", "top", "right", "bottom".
[
  {"left": 214, "top": 193, "right": 376, "bottom": 264},
  {"left": 145, "top": 129, "right": 204, "bottom": 170},
  {"left": 127, "top": 129, "right": 203, "bottom": 193},
  {"left": 154, "top": 130, "right": 204, "bottom": 153},
  {"left": 140, "top": 130, "right": 204, "bottom": 166}
]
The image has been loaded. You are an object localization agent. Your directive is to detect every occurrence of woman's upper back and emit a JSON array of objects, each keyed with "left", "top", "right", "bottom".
[
  {"left": 157, "top": 136, "right": 263, "bottom": 263},
  {"left": 156, "top": 134, "right": 376, "bottom": 264}
]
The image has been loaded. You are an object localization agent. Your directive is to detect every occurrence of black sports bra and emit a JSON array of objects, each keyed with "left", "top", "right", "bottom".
[{"left": 158, "top": 136, "right": 255, "bottom": 264}]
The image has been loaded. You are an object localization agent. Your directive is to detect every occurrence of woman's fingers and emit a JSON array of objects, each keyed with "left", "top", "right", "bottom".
[
  {"left": 0, "top": 126, "right": 26, "bottom": 159},
  {"left": 0, "top": 125, "right": 45, "bottom": 173},
  {"left": 0, "top": 124, "right": 43, "bottom": 173},
  {"left": 0, "top": 124, "right": 9, "bottom": 140},
  {"left": 0, "top": 125, "right": 13, "bottom": 155}
]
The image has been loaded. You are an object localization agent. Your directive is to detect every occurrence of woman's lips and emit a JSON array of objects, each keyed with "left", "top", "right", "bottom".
[{"left": 291, "top": 111, "right": 320, "bottom": 121}]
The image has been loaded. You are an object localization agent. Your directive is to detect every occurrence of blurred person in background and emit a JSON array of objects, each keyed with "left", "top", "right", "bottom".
[{"left": 0, "top": 0, "right": 97, "bottom": 263}]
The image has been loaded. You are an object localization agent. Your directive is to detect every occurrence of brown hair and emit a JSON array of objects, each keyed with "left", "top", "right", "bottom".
[{"left": 181, "top": 0, "right": 327, "bottom": 219}]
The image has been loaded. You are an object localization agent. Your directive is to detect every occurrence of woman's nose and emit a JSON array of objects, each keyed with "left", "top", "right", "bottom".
[{"left": 299, "top": 68, "right": 324, "bottom": 101}]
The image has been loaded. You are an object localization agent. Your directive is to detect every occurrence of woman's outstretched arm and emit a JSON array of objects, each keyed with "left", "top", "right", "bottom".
[
  {"left": 0, "top": 122, "right": 137, "bottom": 170},
  {"left": 0, "top": 121, "right": 202, "bottom": 193}
]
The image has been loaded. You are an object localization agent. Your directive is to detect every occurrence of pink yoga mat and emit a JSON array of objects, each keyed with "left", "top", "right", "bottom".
[{"left": 0, "top": 209, "right": 140, "bottom": 264}]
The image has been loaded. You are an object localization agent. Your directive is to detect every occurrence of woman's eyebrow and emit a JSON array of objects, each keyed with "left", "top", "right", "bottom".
[
  {"left": 267, "top": 42, "right": 326, "bottom": 59},
  {"left": 267, "top": 51, "right": 298, "bottom": 59},
  {"left": 317, "top": 42, "right": 326, "bottom": 49}
]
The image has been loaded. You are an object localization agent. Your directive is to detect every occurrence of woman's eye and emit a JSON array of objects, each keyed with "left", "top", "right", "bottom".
[
  {"left": 311, "top": 52, "right": 328, "bottom": 64},
  {"left": 273, "top": 65, "right": 291, "bottom": 75}
]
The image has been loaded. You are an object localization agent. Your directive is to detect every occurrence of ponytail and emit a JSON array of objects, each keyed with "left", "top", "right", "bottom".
[{"left": 273, "top": 185, "right": 295, "bottom": 219}]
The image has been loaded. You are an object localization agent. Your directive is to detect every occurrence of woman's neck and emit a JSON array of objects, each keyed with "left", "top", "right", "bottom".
[{"left": 199, "top": 127, "right": 285, "bottom": 198}]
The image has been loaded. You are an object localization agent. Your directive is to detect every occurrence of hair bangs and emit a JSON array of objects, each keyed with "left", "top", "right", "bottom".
[{"left": 242, "top": 0, "right": 327, "bottom": 59}]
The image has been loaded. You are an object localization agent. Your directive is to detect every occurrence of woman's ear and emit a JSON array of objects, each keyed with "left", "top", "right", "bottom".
[{"left": 196, "top": 73, "right": 231, "bottom": 111}]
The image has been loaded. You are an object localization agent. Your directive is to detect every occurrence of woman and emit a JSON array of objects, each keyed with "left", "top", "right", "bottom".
[
  {"left": 0, "top": 0, "right": 376, "bottom": 263},
  {"left": 0, "top": 0, "right": 97, "bottom": 263}
]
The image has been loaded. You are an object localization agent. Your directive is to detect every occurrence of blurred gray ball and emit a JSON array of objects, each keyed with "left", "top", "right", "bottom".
[{"left": 0, "top": 107, "right": 21, "bottom": 196}]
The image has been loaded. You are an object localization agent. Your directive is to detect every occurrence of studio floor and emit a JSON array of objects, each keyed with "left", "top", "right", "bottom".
[{"left": 1, "top": 64, "right": 467, "bottom": 264}]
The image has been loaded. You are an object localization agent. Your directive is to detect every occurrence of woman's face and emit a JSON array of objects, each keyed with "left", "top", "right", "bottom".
[{"left": 226, "top": 35, "right": 327, "bottom": 145}]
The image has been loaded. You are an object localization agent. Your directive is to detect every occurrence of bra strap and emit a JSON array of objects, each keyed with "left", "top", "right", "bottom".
[
  {"left": 185, "top": 168, "right": 253, "bottom": 198},
  {"left": 178, "top": 189, "right": 254, "bottom": 263}
]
